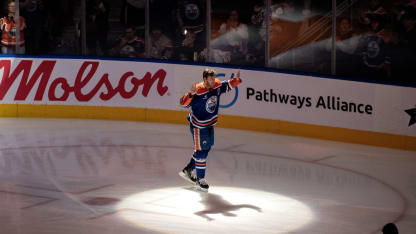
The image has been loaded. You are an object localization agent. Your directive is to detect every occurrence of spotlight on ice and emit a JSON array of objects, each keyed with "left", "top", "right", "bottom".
[{"left": 117, "top": 186, "right": 314, "bottom": 233}]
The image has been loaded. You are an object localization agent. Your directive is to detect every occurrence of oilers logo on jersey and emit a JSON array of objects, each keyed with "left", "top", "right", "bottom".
[{"left": 206, "top": 96, "right": 217, "bottom": 113}]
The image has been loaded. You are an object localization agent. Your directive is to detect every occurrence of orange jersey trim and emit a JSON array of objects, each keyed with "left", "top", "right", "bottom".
[
  {"left": 191, "top": 115, "right": 218, "bottom": 127},
  {"left": 194, "top": 128, "right": 201, "bottom": 151}
]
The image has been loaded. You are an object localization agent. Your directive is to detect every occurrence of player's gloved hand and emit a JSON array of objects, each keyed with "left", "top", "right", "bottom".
[
  {"left": 190, "top": 83, "right": 197, "bottom": 95},
  {"left": 236, "top": 69, "right": 242, "bottom": 82}
]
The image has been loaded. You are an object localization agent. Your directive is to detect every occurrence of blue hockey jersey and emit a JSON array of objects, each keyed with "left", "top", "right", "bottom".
[{"left": 180, "top": 77, "right": 242, "bottom": 128}]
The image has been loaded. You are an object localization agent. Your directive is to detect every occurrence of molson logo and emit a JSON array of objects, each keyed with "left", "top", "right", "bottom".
[{"left": 0, "top": 60, "right": 169, "bottom": 101}]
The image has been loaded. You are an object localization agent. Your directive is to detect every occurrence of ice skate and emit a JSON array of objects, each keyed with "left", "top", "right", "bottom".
[
  {"left": 196, "top": 178, "right": 209, "bottom": 192},
  {"left": 179, "top": 167, "right": 196, "bottom": 184}
]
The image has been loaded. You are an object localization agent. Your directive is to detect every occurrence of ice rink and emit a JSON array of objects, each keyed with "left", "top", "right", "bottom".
[{"left": 0, "top": 118, "right": 415, "bottom": 234}]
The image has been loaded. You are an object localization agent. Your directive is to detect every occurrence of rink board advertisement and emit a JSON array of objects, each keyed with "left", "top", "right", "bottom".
[
  {"left": 0, "top": 57, "right": 176, "bottom": 109},
  {"left": 1, "top": 56, "right": 415, "bottom": 149},
  {"left": 175, "top": 66, "right": 416, "bottom": 137}
]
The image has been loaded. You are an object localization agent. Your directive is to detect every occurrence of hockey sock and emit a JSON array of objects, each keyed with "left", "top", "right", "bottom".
[
  {"left": 185, "top": 151, "right": 196, "bottom": 170},
  {"left": 194, "top": 150, "right": 209, "bottom": 178}
]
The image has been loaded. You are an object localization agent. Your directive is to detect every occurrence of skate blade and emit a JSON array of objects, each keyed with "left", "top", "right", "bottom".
[
  {"left": 179, "top": 172, "right": 196, "bottom": 185},
  {"left": 182, "top": 186, "right": 208, "bottom": 193},
  {"left": 195, "top": 186, "right": 208, "bottom": 192}
]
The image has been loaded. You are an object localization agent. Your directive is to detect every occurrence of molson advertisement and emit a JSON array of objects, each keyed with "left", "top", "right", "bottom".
[{"left": 0, "top": 58, "right": 174, "bottom": 109}]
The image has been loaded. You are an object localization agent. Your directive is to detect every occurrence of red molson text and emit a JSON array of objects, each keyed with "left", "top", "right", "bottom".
[{"left": 0, "top": 60, "right": 169, "bottom": 101}]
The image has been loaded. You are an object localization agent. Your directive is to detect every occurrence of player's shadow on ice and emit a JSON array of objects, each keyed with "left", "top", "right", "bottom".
[{"left": 186, "top": 188, "right": 262, "bottom": 221}]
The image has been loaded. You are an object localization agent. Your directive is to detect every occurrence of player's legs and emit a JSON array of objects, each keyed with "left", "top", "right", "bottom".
[
  {"left": 179, "top": 124, "right": 199, "bottom": 184},
  {"left": 187, "top": 123, "right": 199, "bottom": 170},
  {"left": 185, "top": 150, "right": 196, "bottom": 170},
  {"left": 209, "top": 126, "right": 214, "bottom": 147},
  {"left": 192, "top": 126, "right": 213, "bottom": 178},
  {"left": 180, "top": 125, "right": 213, "bottom": 190},
  {"left": 194, "top": 149, "right": 209, "bottom": 191},
  {"left": 192, "top": 126, "right": 213, "bottom": 191},
  {"left": 179, "top": 150, "right": 197, "bottom": 184}
]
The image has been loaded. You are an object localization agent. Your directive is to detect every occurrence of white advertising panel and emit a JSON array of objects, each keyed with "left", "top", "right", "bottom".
[
  {"left": 175, "top": 65, "right": 416, "bottom": 137},
  {"left": 0, "top": 58, "right": 176, "bottom": 109}
]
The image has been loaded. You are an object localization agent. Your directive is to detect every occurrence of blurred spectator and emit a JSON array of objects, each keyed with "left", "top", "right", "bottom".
[
  {"left": 393, "top": 5, "right": 416, "bottom": 84},
  {"left": 211, "top": 9, "right": 248, "bottom": 64},
  {"left": 150, "top": 26, "right": 172, "bottom": 59},
  {"left": 120, "top": 0, "right": 145, "bottom": 27},
  {"left": 247, "top": 1, "right": 266, "bottom": 66},
  {"left": 175, "top": 29, "right": 201, "bottom": 61},
  {"left": 400, "top": 5, "right": 416, "bottom": 50},
  {"left": 1, "top": 0, "right": 26, "bottom": 54},
  {"left": 320, "top": 17, "right": 360, "bottom": 77},
  {"left": 336, "top": 17, "right": 360, "bottom": 69},
  {"left": 174, "top": 0, "right": 206, "bottom": 61},
  {"left": 245, "top": 33, "right": 265, "bottom": 66},
  {"left": 176, "top": 0, "right": 204, "bottom": 33},
  {"left": 161, "top": 45, "right": 174, "bottom": 60},
  {"left": 250, "top": 1, "right": 266, "bottom": 40},
  {"left": 359, "top": 0, "right": 387, "bottom": 26},
  {"left": 110, "top": 25, "right": 144, "bottom": 58},
  {"left": 357, "top": 12, "right": 393, "bottom": 80},
  {"left": 20, "top": 0, "right": 43, "bottom": 54},
  {"left": 382, "top": 223, "right": 399, "bottom": 234},
  {"left": 86, "top": 0, "right": 110, "bottom": 56}
]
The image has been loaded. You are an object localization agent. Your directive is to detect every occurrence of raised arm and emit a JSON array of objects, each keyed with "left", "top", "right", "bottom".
[{"left": 180, "top": 83, "right": 197, "bottom": 107}]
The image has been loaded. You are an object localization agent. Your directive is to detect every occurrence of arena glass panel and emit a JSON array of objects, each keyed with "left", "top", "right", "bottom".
[
  {"left": 267, "top": 0, "right": 332, "bottom": 75},
  {"left": 209, "top": 0, "right": 266, "bottom": 67}
]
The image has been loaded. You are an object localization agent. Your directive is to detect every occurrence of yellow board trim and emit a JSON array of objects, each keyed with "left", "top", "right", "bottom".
[{"left": 1, "top": 104, "right": 415, "bottom": 151}]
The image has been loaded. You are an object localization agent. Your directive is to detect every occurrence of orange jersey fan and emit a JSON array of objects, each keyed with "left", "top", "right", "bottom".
[{"left": 0, "top": 16, "right": 26, "bottom": 46}]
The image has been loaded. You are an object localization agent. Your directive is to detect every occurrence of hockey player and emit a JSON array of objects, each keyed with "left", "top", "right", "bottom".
[{"left": 179, "top": 68, "right": 242, "bottom": 191}]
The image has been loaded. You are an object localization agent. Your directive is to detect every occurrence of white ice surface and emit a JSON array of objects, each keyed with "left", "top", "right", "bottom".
[{"left": 0, "top": 118, "right": 415, "bottom": 234}]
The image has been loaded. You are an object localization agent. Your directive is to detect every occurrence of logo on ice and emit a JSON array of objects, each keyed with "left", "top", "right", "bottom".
[{"left": 0, "top": 60, "right": 169, "bottom": 101}]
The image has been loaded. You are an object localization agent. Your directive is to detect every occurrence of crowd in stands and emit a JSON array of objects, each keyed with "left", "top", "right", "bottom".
[
  {"left": 1, "top": 0, "right": 415, "bottom": 85},
  {"left": 313, "top": 0, "right": 416, "bottom": 84}
]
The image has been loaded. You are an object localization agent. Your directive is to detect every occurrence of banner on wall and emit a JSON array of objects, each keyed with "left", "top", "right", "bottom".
[
  {"left": 0, "top": 58, "right": 176, "bottom": 109},
  {"left": 1, "top": 57, "right": 415, "bottom": 137},
  {"left": 175, "top": 65, "right": 416, "bottom": 137}
]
